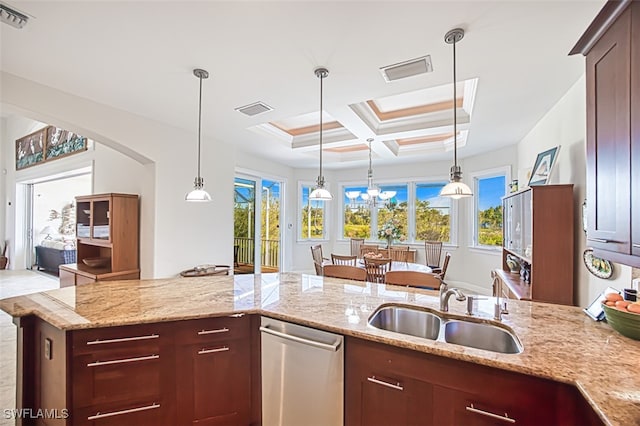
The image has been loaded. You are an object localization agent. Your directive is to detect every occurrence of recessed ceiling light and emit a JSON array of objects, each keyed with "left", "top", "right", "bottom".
[
  {"left": 235, "top": 101, "right": 273, "bottom": 116},
  {"left": 380, "top": 55, "right": 433, "bottom": 82}
]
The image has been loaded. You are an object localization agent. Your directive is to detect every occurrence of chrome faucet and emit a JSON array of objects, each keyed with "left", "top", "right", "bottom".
[{"left": 439, "top": 282, "right": 466, "bottom": 312}]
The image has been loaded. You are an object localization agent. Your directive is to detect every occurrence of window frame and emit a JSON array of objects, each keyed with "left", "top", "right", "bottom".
[
  {"left": 297, "top": 180, "right": 329, "bottom": 242},
  {"left": 469, "top": 166, "right": 510, "bottom": 250},
  {"left": 338, "top": 178, "right": 458, "bottom": 246}
]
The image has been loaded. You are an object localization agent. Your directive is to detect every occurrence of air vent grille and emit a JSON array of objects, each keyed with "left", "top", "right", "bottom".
[
  {"left": 235, "top": 101, "right": 273, "bottom": 116},
  {"left": 380, "top": 55, "right": 433, "bottom": 82}
]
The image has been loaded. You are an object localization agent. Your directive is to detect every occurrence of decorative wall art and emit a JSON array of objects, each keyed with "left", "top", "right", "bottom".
[
  {"left": 45, "top": 126, "right": 87, "bottom": 160},
  {"left": 15, "top": 128, "right": 47, "bottom": 170},
  {"left": 15, "top": 125, "right": 88, "bottom": 171},
  {"left": 528, "top": 145, "right": 560, "bottom": 186}
]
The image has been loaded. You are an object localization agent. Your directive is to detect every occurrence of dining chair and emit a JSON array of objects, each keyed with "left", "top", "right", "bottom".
[
  {"left": 385, "top": 270, "right": 442, "bottom": 289},
  {"left": 376, "top": 248, "right": 391, "bottom": 259},
  {"left": 323, "top": 264, "right": 366, "bottom": 281},
  {"left": 435, "top": 252, "right": 451, "bottom": 280},
  {"left": 313, "top": 261, "right": 324, "bottom": 276},
  {"left": 331, "top": 254, "right": 357, "bottom": 266},
  {"left": 310, "top": 244, "right": 328, "bottom": 275},
  {"left": 350, "top": 238, "right": 365, "bottom": 257},
  {"left": 364, "top": 257, "right": 392, "bottom": 283},
  {"left": 389, "top": 246, "right": 410, "bottom": 262},
  {"left": 359, "top": 244, "right": 380, "bottom": 258},
  {"left": 424, "top": 241, "right": 443, "bottom": 269}
]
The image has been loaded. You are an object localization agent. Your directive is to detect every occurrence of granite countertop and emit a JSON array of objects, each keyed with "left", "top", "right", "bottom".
[{"left": 1, "top": 272, "right": 639, "bottom": 425}]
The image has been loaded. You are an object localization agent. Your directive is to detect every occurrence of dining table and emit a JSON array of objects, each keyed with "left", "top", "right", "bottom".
[{"left": 322, "top": 259, "right": 432, "bottom": 273}]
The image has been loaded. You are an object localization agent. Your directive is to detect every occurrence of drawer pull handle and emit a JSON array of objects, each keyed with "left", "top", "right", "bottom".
[
  {"left": 366, "top": 376, "right": 403, "bottom": 391},
  {"left": 588, "top": 238, "right": 625, "bottom": 244},
  {"left": 466, "top": 404, "right": 515, "bottom": 423},
  {"left": 197, "top": 327, "right": 229, "bottom": 335},
  {"left": 87, "top": 354, "right": 159, "bottom": 367},
  {"left": 87, "top": 334, "right": 159, "bottom": 345},
  {"left": 198, "top": 346, "right": 229, "bottom": 355},
  {"left": 88, "top": 403, "right": 160, "bottom": 420},
  {"left": 229, "top": 313, "right": 245, "bottom": 318}
]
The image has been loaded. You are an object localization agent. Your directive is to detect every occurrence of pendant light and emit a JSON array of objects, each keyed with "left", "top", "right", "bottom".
[
  {"left": 440, "top": 28, "right": 473, "bottom": 199},
  {"left": 185, "top": 68, "right": 212, "bottom": 202},
  {"left": 309, "top": 67, "right": 333, "bottom": 201},
  {"left": 359, "top": 138, "right": 396, "bottom": 207}
]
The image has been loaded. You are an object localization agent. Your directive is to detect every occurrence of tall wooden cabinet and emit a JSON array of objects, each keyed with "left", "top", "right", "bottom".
[
  {"left": 59, "top": 193, "right": 140, "bottom": 286},
  {"left": 571, "top": 0, "right": 640, "bottom": 267},
  {"left": 495, "top": 185, "right": 574, "bottom": 305}
]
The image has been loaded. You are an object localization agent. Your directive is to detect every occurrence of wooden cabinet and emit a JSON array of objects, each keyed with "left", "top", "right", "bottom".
[
  {"left": 22, "top": 315, "right": 257, "bottom": 426},
  {"left": 174, "top": 315, "right": 252, "bottom": 425},
  {"left": 345, "top": 337, "right": 603, "bottom": 426},
  {"left": 496, "top": 185, "right": 574, "bottom": 305},
  {"left": 59, "top": 193, "right": 140, "bottom": 284},
  {"left": 345, "top": 337, "right": 433, "bottom": 426},
  {"left": 571, "top": 0, "right": 640, "bottom": 267}
]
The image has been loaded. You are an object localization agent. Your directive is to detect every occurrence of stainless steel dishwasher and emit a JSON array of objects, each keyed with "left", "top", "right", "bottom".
[{"left": 260, "top": 316, "right": 344, "bottom": 426}]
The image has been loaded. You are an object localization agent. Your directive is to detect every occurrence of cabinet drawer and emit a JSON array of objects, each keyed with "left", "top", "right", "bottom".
[
  {"left": 72, "top": 323, "right": 165, "bottom": 355},
  {"left": 173, "top": 314, "right": 249, "bottom": 345},
  {"left": 74, "top": 400, "right": 164, "bottom": 426},
  {"left": 72, "top": 350, "right": 161, "bottom": 408}
]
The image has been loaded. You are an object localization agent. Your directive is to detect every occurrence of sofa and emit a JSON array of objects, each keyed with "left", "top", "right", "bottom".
[{"left": 35, "top": 241, "right": 76, "bottom": 275}]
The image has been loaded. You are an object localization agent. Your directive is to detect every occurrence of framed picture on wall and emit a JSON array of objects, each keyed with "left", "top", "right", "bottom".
[
  {"left": 15, "top": 127, "right": 47, "bottom": 170},
  {"left": 528, "top": 145, "right": 560, "bottom": 186},
  {"left": 45, "top": 126, "right": 88, "bottom": 161}
]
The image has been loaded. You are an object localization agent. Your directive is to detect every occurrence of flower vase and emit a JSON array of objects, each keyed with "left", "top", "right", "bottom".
[{"left": 386, "top": 236, "right": 393, "bottom": 248}]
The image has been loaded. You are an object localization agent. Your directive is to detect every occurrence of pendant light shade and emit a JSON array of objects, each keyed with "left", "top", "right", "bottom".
[
  {"left": 440, "top": 28, "right": 473, "bottom": 199},
  {"left": 309, "top": 67, "right": 333, "bottom": 201},
  {"left": 186, "top": 68, "right": 212, "bottom": 202}
]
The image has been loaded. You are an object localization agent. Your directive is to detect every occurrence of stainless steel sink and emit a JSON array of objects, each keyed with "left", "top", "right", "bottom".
[
  {"left": 444, "top": 320, "right": 523, "bottom": 354},
  {"left": 367, "top": 304, "right": 523, "bottom": 354},
  {"left": 368, "top": 305, "right": 441, "bottom": 340}
]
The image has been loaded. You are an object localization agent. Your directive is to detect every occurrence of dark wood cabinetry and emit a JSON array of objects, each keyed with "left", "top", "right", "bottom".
[
  {"left": 60, "top": 193, "right": 140, "bottom": 284},
  {"left": 495, "top": 185, "right": 574, "bottom": 305},
  {"left": 345, "top": 337, "right": 603, "bottom": 426},
  {"left": 22, "top": 316, "right": 256, "bottom": 426},
  {"left": 174, "top": 315, "right": 252, "bottom": 425},
  {"left": 571, "top": 0, "right": 640, "bottom": 267}
]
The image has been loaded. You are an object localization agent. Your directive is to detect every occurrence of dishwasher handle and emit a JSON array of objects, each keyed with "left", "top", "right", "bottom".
[{"left": 260, "top": 325, "right": 341, "bottom": 352}]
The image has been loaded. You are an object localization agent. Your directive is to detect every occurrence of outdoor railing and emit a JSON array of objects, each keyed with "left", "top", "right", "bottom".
[{"left": 234, "top": 237, "right": 279, "bottom": 269}]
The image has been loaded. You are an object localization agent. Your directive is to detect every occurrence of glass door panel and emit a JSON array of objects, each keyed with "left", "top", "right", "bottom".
[{"left": 234, "top": 178, "right": 256, "bottom": 274}]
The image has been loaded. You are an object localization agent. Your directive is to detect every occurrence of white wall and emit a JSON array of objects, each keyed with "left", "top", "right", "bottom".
[{"left": 517, "top": 75, "right": 632, "bottom": 307}]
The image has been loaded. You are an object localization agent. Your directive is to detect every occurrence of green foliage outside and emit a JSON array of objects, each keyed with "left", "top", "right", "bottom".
[
  {"left": 415, "top": 200, "right": 450, "bottom": 242},
  {"left": 261, "top": 196, "right": 280, "bottom": 241},
  {"left": 343, "top": 207, "right": 371, "bottom": 238},
  {"left": 301, "top": 205, "right": 324, "bottom": 239},
  {"left": 478, "top": 205, "right": 503, "bottom": 246}
]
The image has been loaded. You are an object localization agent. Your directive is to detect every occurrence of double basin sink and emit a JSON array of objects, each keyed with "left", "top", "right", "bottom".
[{"left": 368, "top": 304, "right": 523, "bottom": 354}]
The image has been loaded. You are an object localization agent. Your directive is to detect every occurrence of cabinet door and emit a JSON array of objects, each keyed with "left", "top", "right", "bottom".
[
  {"left": 586, "top": 6, "right": 631, "bottom": 254},
  {"left": 175, "top": 335, "right": 251, "bottom": 425}
]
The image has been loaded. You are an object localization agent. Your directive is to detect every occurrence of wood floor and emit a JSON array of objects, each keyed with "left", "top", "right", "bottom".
[{"left": 0, "top": 270, "right": 59, "bottom": 426}]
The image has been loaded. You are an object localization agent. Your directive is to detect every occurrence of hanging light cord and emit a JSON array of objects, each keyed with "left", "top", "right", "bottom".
[
  {"left": 318, "top": 72, "right": 324, "bottom": 184},
  {"left": 452, "top": 35, "right": 458, "bottom": 169},
  {"left": 197, "top": 73, "right": 203, "bottom": 181},
  {"left": 368, "top": 139, "right": 373, "bottom": 180}
]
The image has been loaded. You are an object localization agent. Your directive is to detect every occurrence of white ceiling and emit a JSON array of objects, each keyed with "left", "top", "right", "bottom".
[{"left": 0, "top": 1, "right": 604, "bottom": 169}]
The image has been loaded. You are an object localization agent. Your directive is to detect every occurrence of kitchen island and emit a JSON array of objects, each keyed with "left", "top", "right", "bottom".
[{"left": 1, "top": 273, "right": 638, "bottom": 425}]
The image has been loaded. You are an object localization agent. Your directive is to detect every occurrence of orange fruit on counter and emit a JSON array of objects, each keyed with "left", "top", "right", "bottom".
[
  {"left": 627, "top": 303, "right": 640, "bottom": 314},
  {"left": 605, "top": 293, "right": 623, "bottom": 302},
  {"left": 616, "top": 300, "right": 631, "bottom": 309}
]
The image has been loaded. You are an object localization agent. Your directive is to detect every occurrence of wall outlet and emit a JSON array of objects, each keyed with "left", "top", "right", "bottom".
[
  {"left": 632, "top": 279, "right": 640, "bottom": 291},
  {"left": 44, "top": 338, "right": 52, "bottom": 360}
]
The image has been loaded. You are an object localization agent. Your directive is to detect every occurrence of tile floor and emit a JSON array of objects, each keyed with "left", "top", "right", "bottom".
[{"left": 0, "top": 270, "right": 59, "bottom": 426}]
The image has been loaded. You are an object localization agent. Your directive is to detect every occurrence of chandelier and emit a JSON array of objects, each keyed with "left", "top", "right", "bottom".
[{"left": 347, "top": 139, "right": 396, "bottom": 208}]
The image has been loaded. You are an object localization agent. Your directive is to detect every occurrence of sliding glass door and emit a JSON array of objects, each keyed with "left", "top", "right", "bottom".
[{"left": 234, "top": 176, "right": 282, "bottom": 274}]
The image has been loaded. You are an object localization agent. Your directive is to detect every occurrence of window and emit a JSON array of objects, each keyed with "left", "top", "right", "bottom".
[
  {"left": 299, "top": 183, "right": 327, "bottom": 240},
  {"left": 473, "top": 169, "right": 508, "bottom": 248},
  {"left": 341, "top": 182, "right": 452, "bottom": 244},
  {"left": 415, "top": 182, "right": 451, "bottom": 243}
]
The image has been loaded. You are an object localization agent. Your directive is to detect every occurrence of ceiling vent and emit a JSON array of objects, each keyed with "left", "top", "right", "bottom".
[
  {"left": 0, "top": 2, "right": 29, "bottom": 29},
  {"left": 235, "top": 101, "right": 273, "bottom": 116},
  {"left": 380, "top": 55, "right": 433, "bottom": 82}
]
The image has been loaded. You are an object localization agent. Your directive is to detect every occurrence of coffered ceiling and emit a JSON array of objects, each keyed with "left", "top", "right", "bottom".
[{"left": 0, "top": 1, "right": 604, "bottom": 169}]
